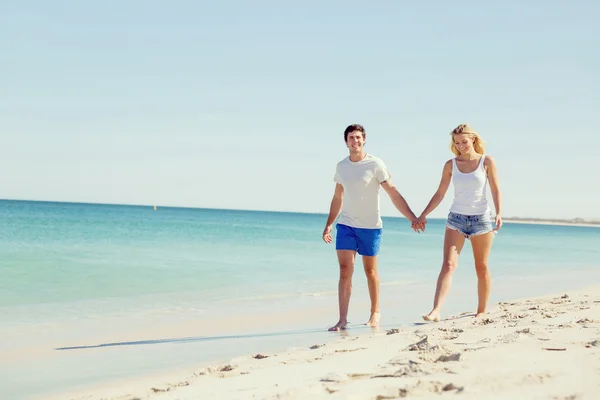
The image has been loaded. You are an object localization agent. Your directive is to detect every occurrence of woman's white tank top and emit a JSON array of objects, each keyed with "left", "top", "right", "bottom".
[{"left": 449, "top": 155, "right": 490, "bottom": 215}]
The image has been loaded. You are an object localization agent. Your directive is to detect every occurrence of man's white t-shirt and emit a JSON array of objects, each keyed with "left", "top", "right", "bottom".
[{"left": 333, "top": 153, "right": 391, "bottom": 229}]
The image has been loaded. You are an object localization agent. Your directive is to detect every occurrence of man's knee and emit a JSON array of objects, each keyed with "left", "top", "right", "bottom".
[
  {"left": 339, "top": 263, "right": 354, "bottom": 279},
  {"left": 364, "top": 267, "right": 378, "bottom": 279},
  {"left": 362, "top": 256, "right": 378, "bottom": 279}
]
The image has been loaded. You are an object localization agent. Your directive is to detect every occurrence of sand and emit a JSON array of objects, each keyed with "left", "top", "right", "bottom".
[{"left": 50, "top": 285, "right": 600, "bottom": 400}]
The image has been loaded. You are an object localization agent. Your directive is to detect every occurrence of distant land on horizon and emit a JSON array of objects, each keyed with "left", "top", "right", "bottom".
[
  {"left": 503, "top": 216, "right": 600, "bottom": 226},
  {"left": 2, "top": 198, "right": 599, "bottom": 226}
]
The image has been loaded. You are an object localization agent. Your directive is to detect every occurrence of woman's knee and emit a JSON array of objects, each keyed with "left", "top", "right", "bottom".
[
  {"left": 441, "top": 260, "right": 458, "bottom": 274},
  {"left": 475, "top": 262, "right": 489, "bottom": 276}
]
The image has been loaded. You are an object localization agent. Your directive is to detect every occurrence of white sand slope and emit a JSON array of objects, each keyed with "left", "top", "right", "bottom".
[{"left": 55, "top": 285, "right": 600, "bottom": 400}]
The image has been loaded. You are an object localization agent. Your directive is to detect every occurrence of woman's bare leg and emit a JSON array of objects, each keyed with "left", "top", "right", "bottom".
[
  {"left": 423, "top": 227, "right": 466, "bottom": 322},
  {"left": 470, "top": 231, "right": 495, "bottom": 317}
]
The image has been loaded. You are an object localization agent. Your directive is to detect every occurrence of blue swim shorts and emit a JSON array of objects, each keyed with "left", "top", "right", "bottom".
[
  {"left": 335, "top": 223, "right": 382, "bottom": 256},
  {"left": 446, "top": 211, "right": 495, "bottom": 239}
]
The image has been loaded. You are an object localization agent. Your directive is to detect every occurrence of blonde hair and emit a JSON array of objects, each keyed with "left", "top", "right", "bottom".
[{"left": 449, "top": 123, "right": 486, "bottom": 156}]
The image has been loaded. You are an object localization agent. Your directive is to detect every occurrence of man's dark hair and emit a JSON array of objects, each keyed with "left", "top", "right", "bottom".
[{"left": 343, "top": 124, "right": 366, "bottom": 142}]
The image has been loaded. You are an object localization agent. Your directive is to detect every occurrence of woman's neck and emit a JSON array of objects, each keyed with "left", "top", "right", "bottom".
[{"left": 458, "top": 151, "right": 480, "bottom": 160}]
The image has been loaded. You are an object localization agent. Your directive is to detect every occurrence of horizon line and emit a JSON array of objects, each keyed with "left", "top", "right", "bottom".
[{"left": 0, "top": 198, "right": 598, "bottom": 223}]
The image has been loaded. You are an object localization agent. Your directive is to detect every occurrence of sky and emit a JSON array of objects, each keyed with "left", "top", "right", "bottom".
[{"left": 2, "top": 1, "right": 599, "bottom": 220}]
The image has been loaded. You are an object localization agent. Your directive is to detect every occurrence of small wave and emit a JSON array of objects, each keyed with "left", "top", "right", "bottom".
[
  {"left": 380, "top": 280, "right": 419, "bottom": 287},
  {"left": 300, "top": 290, "right": 337, "bottom": 297}
]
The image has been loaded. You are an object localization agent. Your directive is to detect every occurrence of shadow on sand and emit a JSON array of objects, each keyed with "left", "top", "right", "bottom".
[
  {"left": 54, "top": 325, "right": 369, "bottom": 351},
  {"left": 54, "top": 318, "right": 437, "bottom": 352}
]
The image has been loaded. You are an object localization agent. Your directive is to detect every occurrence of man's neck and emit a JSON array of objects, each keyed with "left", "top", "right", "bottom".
[{"left": 349, "top": 151, "right": 367, "bottom": 162}]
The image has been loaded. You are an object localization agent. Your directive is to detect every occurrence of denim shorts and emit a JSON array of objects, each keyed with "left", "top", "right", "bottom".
[
  {"left": 335, "top": 223, "right": 382, "bottom": 256},
  {"left": 446, "top": 211, "right": 495, "bottom": 239}
]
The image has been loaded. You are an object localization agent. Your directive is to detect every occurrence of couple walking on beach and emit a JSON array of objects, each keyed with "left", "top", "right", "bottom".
[{"left": 322, "top": 123, "right": 502, "bottom": 331}]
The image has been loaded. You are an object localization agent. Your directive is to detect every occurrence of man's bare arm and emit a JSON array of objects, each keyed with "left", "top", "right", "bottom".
[
  {"left": 381, "top": 179, "right": 417, "bottom": 223},
  {"left": 326, "top": 184, "right": 344, "bottom": 225},
  {"left": 322, "top": 184, "right": 344, "bottom": 243}
]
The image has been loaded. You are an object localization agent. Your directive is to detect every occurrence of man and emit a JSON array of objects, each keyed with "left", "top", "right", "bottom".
[{"left": 322, "top": 124, "right": 422, "bottom": 331}]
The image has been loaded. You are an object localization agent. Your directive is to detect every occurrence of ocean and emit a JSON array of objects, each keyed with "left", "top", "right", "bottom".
[{"left": 1, "top": 200, "right": 599, "bottom": 399}]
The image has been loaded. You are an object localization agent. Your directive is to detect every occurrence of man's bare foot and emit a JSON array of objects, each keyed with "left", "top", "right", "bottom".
[
  {"left": 328, "top": 320, "right": 348, "bottom": 331},
  {"left": 422, "top": 312, "right": 440, "bottom": 322},
  {"left": 475, "top": 312, "right": 485, "bottom": 318},
  {"left": 366, "top": 312, "right": 380, "bottom": 327}
]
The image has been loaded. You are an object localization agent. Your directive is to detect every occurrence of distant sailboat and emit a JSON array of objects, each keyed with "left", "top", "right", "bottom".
[{"left": 153, "top": 204, "right": 157, "bottom": 211}]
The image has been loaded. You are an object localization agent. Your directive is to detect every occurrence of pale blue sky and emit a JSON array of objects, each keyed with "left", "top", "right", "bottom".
[{"left": 2, "top": 1, "right": 599, "bottom": 219}]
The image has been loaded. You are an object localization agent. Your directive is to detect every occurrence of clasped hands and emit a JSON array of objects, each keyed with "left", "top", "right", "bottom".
[{"left": 411, "top": 215, "right": 427, "bottom": 233}]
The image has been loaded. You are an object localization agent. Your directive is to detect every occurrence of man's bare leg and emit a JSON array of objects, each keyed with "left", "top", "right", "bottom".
[
  {"left": 423, "top": 228, "right": 465, "bottom": 322},
  {"left": 470, "top": 231, "right": 494, "bottom": 317},
  {"left": 362, "top": 255, "right": 380, "bottom": 326},
  {"left": 328, "top": 250, "right": 356, "bottom": 331}
]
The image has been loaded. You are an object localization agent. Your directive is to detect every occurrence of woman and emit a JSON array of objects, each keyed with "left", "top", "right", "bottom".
[{"left": 415, "top": 123, "right": 502, "bottom": 322}]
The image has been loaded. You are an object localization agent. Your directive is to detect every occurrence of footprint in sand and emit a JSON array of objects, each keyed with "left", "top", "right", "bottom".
[
  {"left": 435, "top": 353, "right": 461, "bottom": 363},
  {"left": 521, "top": 373, "right": 553, "bottom": 384},
  {"left": 577, "top": 318, "right": 597, "bottom": 325},
  {"left": 335, "top": 347, "right": 367, "bottom": 353},
  {"left": 502, "top": 312, "right": 529, "bottom": 320},
  {"left": 395, "top": 380, "right": 465, "bottom": 397},
  {"left": 557, "top": 323, "right": 576, "bottom": 328},
  {"left": 373, "top": 360, "right": 431, "bottom": 378},
  {"left": 386, "top": 356, "right": 421, "bottom": 366},
  {"left": 150, "top": 381, "right": 190, "bottom": 393},
  {"left": 194, "top": 364, "right": 234, "bottom": 376},
  {"left": 438, "top": 328, "right": 464, "bottom": 333},
  {"left": 499, "top": 328, "right": 535, "bottom": 344},
  {"left": 320, "top": 372, "right": 350, "bottom": 383},
  {"left": 407, "top": 336, "right": 433, "bottom": 351}
]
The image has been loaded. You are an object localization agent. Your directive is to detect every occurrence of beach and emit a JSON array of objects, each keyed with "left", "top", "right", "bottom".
[
  {"left": 49, "top": 284, "right": 600, "bottom": 400},
  {"left": 2, "top": 201, "right": 600, "bottom": 399}
]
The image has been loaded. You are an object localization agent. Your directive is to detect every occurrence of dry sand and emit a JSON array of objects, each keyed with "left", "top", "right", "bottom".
[{"left": 51, "top": 285, "right": 600, "bottom": 400}]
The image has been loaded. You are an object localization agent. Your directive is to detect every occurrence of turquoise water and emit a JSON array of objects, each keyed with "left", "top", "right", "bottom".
[
  {"left": 2, "top": 200, "right": 599, "bottom": 312},
  {"left": 1, "top": 200, "right": 600, "bottom": 399}
]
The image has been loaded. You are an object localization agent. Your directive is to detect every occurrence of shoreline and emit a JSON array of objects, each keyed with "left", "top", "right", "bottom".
[
  {"left": 48, "top": 283, "right": 600, "bottom": 400},
  {"left": 3, "top": 199, "right": 599, "bottom": 227}
]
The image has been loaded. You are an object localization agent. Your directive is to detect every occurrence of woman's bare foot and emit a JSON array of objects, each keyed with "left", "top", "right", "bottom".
[
  {"left": 475, "top": 312, "right": 486, "bottom": 318},
  {"left": 366, "top": 312, "right": 380, "bottom": 327},
  {"left": 422, "top": 311, "right": 440, "bottom": 322},
  {"left": 328, "top": 320, "right": 348, "bottom": 331}
]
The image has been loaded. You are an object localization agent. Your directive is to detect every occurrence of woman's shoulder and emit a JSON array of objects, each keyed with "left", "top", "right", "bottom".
[
  {"left": 443, "top": 158, "right": 454, "bottom": 172},
  {"left": 483, "top": 154, "right": 495, "bottom": 165}
]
